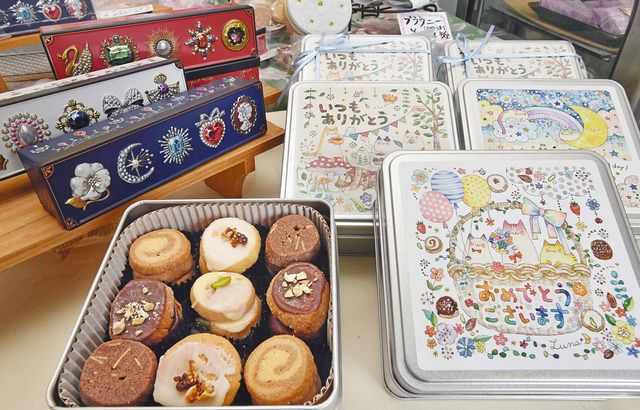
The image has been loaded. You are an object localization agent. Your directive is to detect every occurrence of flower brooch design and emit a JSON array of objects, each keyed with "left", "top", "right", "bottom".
[
  {"left": 145, "top": 73, "right": 180, "bottom": 103},
  {"left": 66, "top": 162, "right": 111, "bottom": 211},
  {"left": 186, "top": 21, "right": 217, "bottom": 59},
  {"left": 1, "top": 113, "right": 51, "bottom": 153},
  {"left": 56, "top": 100, "right": 100, "bottom": 133}
]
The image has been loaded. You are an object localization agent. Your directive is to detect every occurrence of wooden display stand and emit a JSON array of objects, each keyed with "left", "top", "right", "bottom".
[{"left": 0, "top": 84, "right": 283, "bottom": 270}]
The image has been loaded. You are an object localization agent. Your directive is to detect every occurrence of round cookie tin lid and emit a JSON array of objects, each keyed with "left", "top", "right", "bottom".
[
  {"left": 285, "top": 0, "right": 352, "bottom": 35},
  {"left": 376, "top": 150, "right": 640, "bottom": 398}
]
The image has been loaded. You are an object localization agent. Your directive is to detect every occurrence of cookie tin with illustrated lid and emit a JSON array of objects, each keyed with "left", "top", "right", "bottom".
[
  {"left": 458, "top": 79, "right": 640, "bottom": 234},
  {"left": 0, "top": 57, "right": 185, "bottom": 181},
  {"left": 299, "top": 34, "right": 433, "bottom": 82},
  {"left": 284, "top": 0, "right": 351, "bottom": 35},
  {"left": 375, "top": 150, "right": 640, "bottom": 398},
  {"left": 282, "top": 80, "right": 459, "bottom": 254},
  {"left": 441, "top": 40, "right": 587, "bottom": 92},
  {"left": 47, "top": 199, "right": 341, "bottom": 409}
]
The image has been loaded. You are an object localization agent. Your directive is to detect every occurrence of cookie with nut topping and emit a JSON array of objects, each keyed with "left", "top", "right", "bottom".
[
  {"left": 110, "top": 279, "right": 183, "bottom": 346},
  {"left": 199, "top": 217, "right": 261, "bottom": 274},
  {"left": 265, "top": 215, "right": 321, "bottom": 274},
  {"left": 267, "top": 262, "right": 329, "bottom": 337},
  {"left": 80, "top": 340, "right": 157, "bottom": 406}
]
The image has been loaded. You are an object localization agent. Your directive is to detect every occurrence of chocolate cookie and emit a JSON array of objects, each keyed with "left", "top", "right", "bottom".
[
  {"left": 265, "top": 215, "right": 321, "bottom": 274},
  {"left": 110, "top": 279, "right": 182, "bottom": 346},
  {"left": 436, "top": 296, "right": 458, "bottom": 318},
  {"left": 79, "top": 340, "right": 157, "bottom": 406},
  {"left": 591, "top": 239, "right": 613, "bottom": 260}
]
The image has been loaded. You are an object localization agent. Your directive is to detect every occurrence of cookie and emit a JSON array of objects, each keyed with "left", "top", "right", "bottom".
[
  {"left": 190, "top": 272, "right": 261, "bottom": 340},
  {"left": 591, "top": 239, "right": 613, "bottom": 260},
  {"left": 265, "top": 215, "right": 321, "bottom": 274},
  {"left": 110, "top": 279, "right": 182, "bottom": 346},
  {"left": 79, "top": 340, "right": 157, "bottom": 407},
  {"left": 486, "top": 174, "right": 508, "bottom": 193},
  {"left": 153, "top": 333, "right": 242, "bottom": 406},
  {"left": 244, "top": 335, "right": 321, "bottom": 405},
  {"left": 436, "top": 296, "right": 458, "bottom": 318},
  {"left": 266, "top": 262, "right": 329, "bottom": 337},
  {"left": 129, "top": 229, "right": 194, "bottom": 284},
  {"left": 199, "top": 217, "right": 261, "bottom": 274}
]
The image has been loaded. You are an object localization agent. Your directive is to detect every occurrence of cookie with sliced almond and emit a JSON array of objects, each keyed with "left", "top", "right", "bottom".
[
  {"left": 267, "top": 262, "right": 330, "bottom": 337},
  {"left": 110, "top": 279, "right": 182, "bottom": 346}
]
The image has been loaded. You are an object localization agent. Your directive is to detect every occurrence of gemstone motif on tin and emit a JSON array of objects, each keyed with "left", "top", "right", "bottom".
[
  {"left": 231, "top": 96, "right": 257, "bottom": 135},
  {"left": 185, "top": 21, "right": 217, "bottom": 59},
  {"left": 221, "top": 19, "right": 249, "bottom": 51},
  {"left": 1, "top": 113, "right": 51, "bottom": 153},
  {"left": 66, "top": 162, "right": 110, "bottom": 210},
  {"left": 116, "top": 143, "right": 154, "bottom": 184},
  {"left": 196, "top": 108, "right": 225, "bottom": 148},
  {"left": 64, "top": 0, "right": 87, "bottom": 18},
  {"left": 56, "top": 99, "right": 100, "bottom": 133},
  {"left": 145, "top": 73, "right": 180, "bottom": 103},
  {"left": 146, "top": 30, "right": 179, "bottom": 58},
  {"left": 102, "top": 88, "right": 144, "bottom": 118},
  {"left": 37, "top": 0, "right": 62, "bottom": 21},
  {"left": 59, "top": 43, "right": 92, "bottom": 77},
  {"left": 0, "top": 10, "right": 8, "bottom": 28},
  {"left": 159, "top": 127, "right": 193, "bottom": 164},
  {"left": 9, "top": 1, "right": 36, "bottom": 25},
  {"left": 100, "top": 35, "right": 139, "bottom": 66}
]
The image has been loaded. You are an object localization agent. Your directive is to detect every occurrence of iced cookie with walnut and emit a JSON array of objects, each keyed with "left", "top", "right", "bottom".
[
  {"left": 153, "top": 333, "right": 242, "bottom": 406},
  {"left": 129, "top": 229, "right": 194, "bottom": 284},
  {"left": 266, "top": 262, "right": 329, "bottom": 338},
  {"left": 199, "top": 217, "right": 261, "bottom": 274},
  {"left": 80, "top": 340, "right": 157, "bottom": 406},
  {"left": 265, "top": 215, "right": 320, "bottom": 274},
  {"left": 244, "top": 335, "right": 321, "bottom": 405},
  {"left": 110, "top": 279, "right": 183, "bottom": 346},
  {"left": 191, "top": 272, "right": 261, "bottom": 340}
]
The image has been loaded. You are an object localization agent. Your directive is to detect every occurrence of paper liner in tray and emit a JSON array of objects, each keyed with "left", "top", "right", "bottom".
[{"left": 54, "top": 201, "right": 337, "bottom": 408}]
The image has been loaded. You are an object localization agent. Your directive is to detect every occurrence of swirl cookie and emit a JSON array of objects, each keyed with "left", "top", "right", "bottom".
[
  {"left": 153, "top": 334, "right": 242, "bottom": 406},
  {"left": 199, "top": 218, "right": 261, "bottom": 274},
  {"left": 80, "top": 340, "right": 157, "bottom": 406},
  {"left": 265, "top": 215, "right": 321, "bottom": 274},
  {"left": 110, "top": 279, "right": 183, "bottom": 346},
  {"left": 424, "top": 236, "right": 443, "bottom": 254},
  {"left": 244, "top": 335, "right": 321, "bottom": 405},
  {"left": 129, "top": 229, "right": 194, "bottom": 284},
  {"left": 191, "top": 272, "right": 261, "bottom": 340},
  {"left": 267, "top": 262, "right": 329, "bottom": 338}
]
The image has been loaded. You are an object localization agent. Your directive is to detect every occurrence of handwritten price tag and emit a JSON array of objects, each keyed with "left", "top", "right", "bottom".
[{"left": 397, "top": 11, "right": 452, "bottom": 41}]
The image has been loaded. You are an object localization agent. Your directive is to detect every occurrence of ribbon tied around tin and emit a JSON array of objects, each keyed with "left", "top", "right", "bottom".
[
  {"left": 278, "top": 33, "right": 431, "bottom": 105},
  {"left": 436, "top": 25, "right": 582, "bottom": 78}
]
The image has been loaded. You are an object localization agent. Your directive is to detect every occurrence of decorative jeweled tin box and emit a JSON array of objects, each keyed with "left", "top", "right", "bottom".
[
  {"left": 458, "top": 79, "right": 640, "bottom": 232},
  {"left": 281, "top": 81, "right": 459, "bottom": 252},
  {"left": 376, "top": 150, "right": 640, "bottom": 398},
  {"left": 0, "top": 57, "right": 185, "bottom": 181},
  {"left": 299, "top": 34, "right": 433, "bottom": 82},
  {"left": 0, "top": 0, "right": 96, "bottom": 36},
  {"left": 40, "top": 5, "right": 257, "bottom": 79},
  {"left": 19, "top": 77, "right": 266, "bottom": 229}
]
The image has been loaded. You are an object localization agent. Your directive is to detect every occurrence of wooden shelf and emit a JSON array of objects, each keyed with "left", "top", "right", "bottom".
[{"left": 0, "top": 109, "right": 284, "bottom": 269}]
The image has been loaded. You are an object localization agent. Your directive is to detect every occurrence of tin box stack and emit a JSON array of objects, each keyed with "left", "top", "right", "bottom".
[
  {"left": 282, "top": 34, "right": 455, "bottom": 253},
  {"left": 19, "top": 77, "right": 267, "bottom": 229},
  {"left": 0, "top": 57, "right": 186, "bottom": 180},
  {"left": 39, "top": 5, "right": 260, "bottom": 87}
]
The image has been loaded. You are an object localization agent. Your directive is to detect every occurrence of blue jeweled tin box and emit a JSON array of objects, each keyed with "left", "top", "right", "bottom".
[
  {"left": 18, "top": 77, "right": 266, "bottom": 229},
  {"left": 0, "top": 0, "right": 96, "bottom": 36}
]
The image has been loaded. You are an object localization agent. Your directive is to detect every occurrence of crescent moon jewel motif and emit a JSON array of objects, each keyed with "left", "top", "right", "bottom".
[{"left": 116, "top": 143, "right": 154, "bottom": 184}]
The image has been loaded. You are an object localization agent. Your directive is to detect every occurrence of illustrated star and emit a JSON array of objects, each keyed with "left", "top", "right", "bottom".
[
  {"left": 631, "top": 184, "right": 638, "bottom": 191},
  {"left": 497, "top": 143, "right": 505, "bottom": 150},
  {"left": 610, "top": 150, "right": 619, "bottom": 157}
]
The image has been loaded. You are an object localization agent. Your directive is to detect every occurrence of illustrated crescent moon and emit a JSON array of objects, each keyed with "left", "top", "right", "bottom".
[
  {"left": 116, "top": 143, "right": 154, "bottom": 184},
  {"left": 560, "top": 105, "right": 608, "bottom": 149}
]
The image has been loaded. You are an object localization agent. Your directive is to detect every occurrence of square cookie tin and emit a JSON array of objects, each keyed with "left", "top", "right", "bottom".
[
  {"left": 0, "top": 0, "right": 96, "bottom": 36},
  {"left": 281, "top": 81, "right": 459, "bottom": 253},
  {"left": 0, "top": 57, "right": 185, "bottom": 181},
  {"left": 442, "top": 40, "right": 587, "bottom": 92},
  {"left": 458, "top": 79, "right": 640, "bottom": 233},
  {"left": 19, "top": 77, "right": 266, "bottom": 230},
  {"left": 40, "top": 5, "right": 257, "bottom": 79},
  {"left": 47, "top": 199, "right": 341, "bottom": 409},
  {"left": 375, "top": 150, "right": 640, "bottom": 398},
  {"left": 299, "top": 34, "right": 433, "bottom": 82}
]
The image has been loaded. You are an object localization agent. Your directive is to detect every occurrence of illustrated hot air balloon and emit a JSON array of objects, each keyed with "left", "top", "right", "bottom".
[
  {"left": 462, "top": 175, "right": 491, "bottom": 209},
  {"left": 430, "top": 170, "right": 464, "bottom": 208},
  {"left": 419, "top": 191, "right": 454, "bottom": 228}
]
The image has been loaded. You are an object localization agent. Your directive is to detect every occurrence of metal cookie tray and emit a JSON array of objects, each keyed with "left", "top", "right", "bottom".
[
  {"left": 376, "top": 150, "right": 640, "bottom": 399},
  {"left": 47, "top": 199, "right": 341, "bottom": 409}
]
